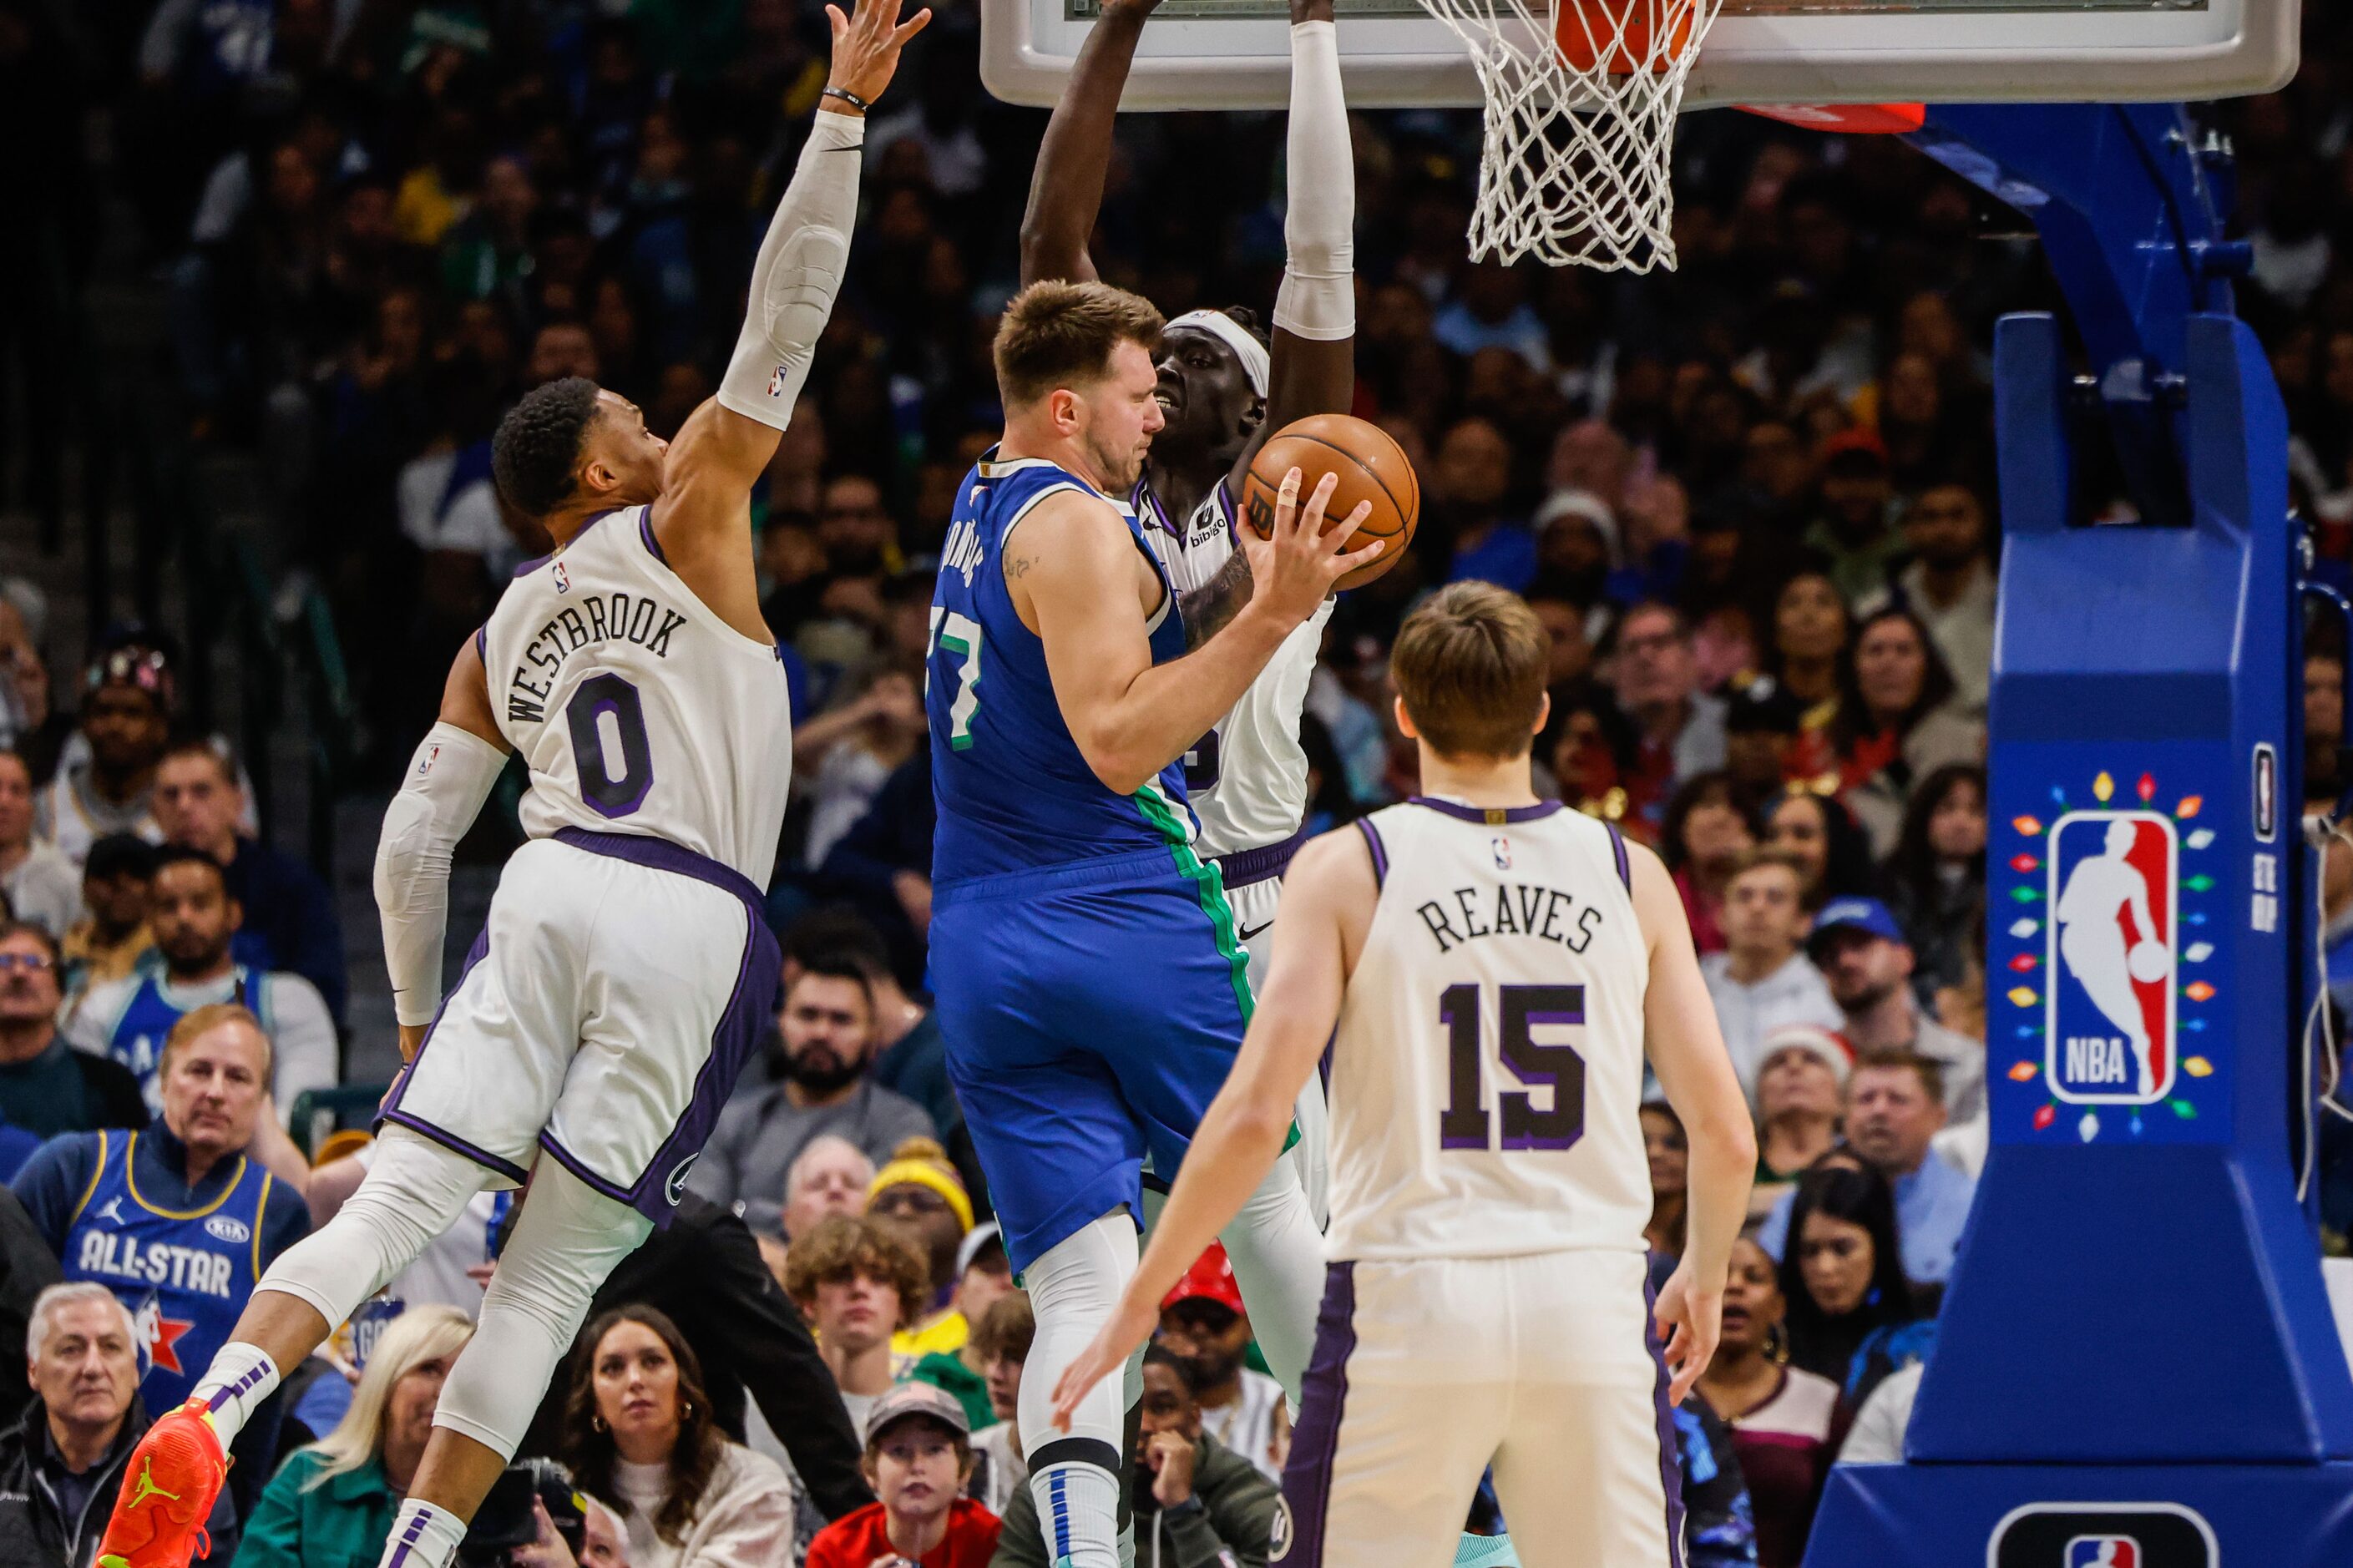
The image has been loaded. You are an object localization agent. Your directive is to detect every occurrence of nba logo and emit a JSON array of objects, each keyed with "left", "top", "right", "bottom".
[
  {"left": 2047, "top": 810, "right": 2176, "bottom": 1104},
  {"left": 553, "top": 560, "right": 570, "bottom": 594},
  {"left": 2066, "top": 1536, "right": 2140, "bottom": 1568}
]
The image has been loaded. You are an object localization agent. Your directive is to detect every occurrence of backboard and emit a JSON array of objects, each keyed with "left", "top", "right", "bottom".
[{"left": 979, "top": 0, "right": 2300, "bottom": 112}]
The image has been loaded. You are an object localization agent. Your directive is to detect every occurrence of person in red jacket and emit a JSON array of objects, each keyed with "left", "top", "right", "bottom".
[{"left": 806, "top": 1381, "right": 1001, "bottom": 1568}]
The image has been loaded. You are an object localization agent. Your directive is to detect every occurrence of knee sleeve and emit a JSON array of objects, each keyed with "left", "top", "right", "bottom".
[
  {"left": 258, "top": 1128, "right": 488, "bottom": 1328},
  {"left": 1019, "top": 1210, "right": 1138, "bottom": 1467},
  {"left": 1221, "top": 1160, "right": 1324, "bottom": 1407},
  {"left": 432, "top": 1158, "right": 652, "bottom": 1459}
]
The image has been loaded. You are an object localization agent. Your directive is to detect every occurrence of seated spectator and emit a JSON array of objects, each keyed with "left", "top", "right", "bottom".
[
  {"left": 0, "top": 1189, "right": 62, "bottom": 1428},
  {"left": 562, "top": 1305, "right": 798, "bottom": 1568},
  {"left": 0, "top": 1282, "right": 236, "bottom": 1565},
  {"left": 1723, "top": 676, "right": 1808, "bottom": 798},
  {"left": 1806, "top": 899, "right": 1986, "bottom": 1125},
  {"left": 1609, "top": 603, "right": 1729, "bottom": 842},
  {"left": 1762, "top": 789, "right": 1879, "bottom": 908},
  {"left": 1763, "top": 569, "right": 1850, "bottom": 752},
  {"left": 793, "top": 670, "right": 926, "bottom": 871},
  {"left": 805, "top": 1381, "right": 1000, "bottom": 1568},
  {"left": 1434, "top": 417, "right": 1536, "bottom": 592},
  {"left": 1752, "top": 1024, "right": 1850, "bottom": 1215},
  {"left": 815, "top": 742, "right": 937, "bottom": 983},
  {"left": 783, "top": 1135, "right": 878, "bottom": 1242},
  {"left": 1640, "top": 1101, "right": 1688, "bottom": 1262},
  {"left": 966, "top": 1292, "right": 1033, "bottom": 1517},
  {"left": 151, "top": 741, "right": 348, "bottom": 1026},
  {"left": 233, "top": 1305, "right": 473, "bottom": 1568},
  {"left": 58, "top": 835, "right": 158, "bottom": 1001},
  {"left": 870, "top": 1137, "right": 975, "bottom": 1361},
  {"left": 691, "top": 957, "right": 935, "bottom": 1237},
  {"left": 906, "top": 1223, "right": 1015, "bottom": 1428},
  {"left": 1694, "top": 1237, "right": 1847, "bottom": 1568},
  {"left": 1801, "top": 431, "right": 1904, "bottom": 607},
  {"left": 1861, "top": 483, "right": 1996, "bottom": 717},
  {"left": 13, "top": 1004, "right": 311, "bottom": 1509},
  {"left": 1881, "top": 763, "right": 1986, "bottom": 1008},
  {"left": 995, "top": 1345, "right": 1280, "bottom": 1568},
  {"left": 786, "top": 1215, "right": 928, "bottom": 1433},
  {"left": 803, "top": 916, "right": 961, "bottom": 1156},
  {"left": 0, "top": 924, "right": 145, "bottom": 1139},
  {"left": 0, "top": 752, "right": 78, "bottom": 938},
  {"left": 1834, "top": 1359, "right": 1925, "bottom": 1465},
  {"left": 38, "top": 645, "right": 172, "bottom": 867},
  {"left": 1701, "top": 848, "right": 1843, "bottom": 1093},
  {"left": 1661, "top": 772, "right": 1755, "bottom": 955},
  {"left": 1828, "top": 608, "right": 1984, "bottom": 858},
  {"left": 1156, "top": 1246, "right": 1288, "bottom": 1482},
  {"left": 64, "top": 848, "right": 337, "bottom": 1122},
  {"left": 1775, "top": 1165, "right": 1929, "bottom": 1403}
]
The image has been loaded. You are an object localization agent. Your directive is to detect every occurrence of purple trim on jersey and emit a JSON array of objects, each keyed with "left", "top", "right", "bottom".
[
  {"left": 1606, "top": 821, "right": 1632, "bottom": 893},
  {"left": 547, "top": 826, "right": 782, "bottom": 1227},
  {"left": 1407, "top": 797, "right": 1566, "bottom": 826},
  {"left": 1280, "top": 1261, "right": 1359, "bottom": 1567},
  {"left": 382, "top": 1111, "right": 532, "bottom": 1186},
  {"left": 1215, "top": 824, "right": 1311, "bottom": 891},
  {"left": 473, "top": 624, "right": 488, "bottom": 665},
  {"left": 1644, "top": 1273, "right": 1690, "bottom": 1568},
  {"left": 1218, "top": 480, "right": 1241, "bottom": 548},
  {"left": 1131, "top": 478, "right": 1182, "bottom": 538},
  {"left": 1354, "top": 818, "right": 1389, "bottom": 888},
  {"left": 639, "top": 506, "right": 667, "bottom": 565},
  {"left": 512, "top": 508, "right": 617, "bottom": 578}
]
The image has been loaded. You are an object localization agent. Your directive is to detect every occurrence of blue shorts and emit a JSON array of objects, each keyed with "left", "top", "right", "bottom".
[{"left": 932, "top": 846, "right": 1254, "bottom": 1272}]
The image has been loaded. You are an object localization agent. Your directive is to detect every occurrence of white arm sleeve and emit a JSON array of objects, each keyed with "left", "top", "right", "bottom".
[
  {"left": 375, "top": 724, "right": 508, "bottom": 1027},
  {"left": 1273, "top": 20, "right": 1356, "bottom": 342},
  {"left": 716, "top": 109, "right": 866, "bottom": 431}
]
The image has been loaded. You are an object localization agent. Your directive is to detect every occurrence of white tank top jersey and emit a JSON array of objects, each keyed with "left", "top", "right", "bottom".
[
  {"left": 1142, "top": 481, "right": 1334, "bottom": 860},
  {"left": 478, "top": 503, "right": 793, "bottom": 884},
  {"left": 1323, "top": 798, "right": 1652, "bottom": 1263}
]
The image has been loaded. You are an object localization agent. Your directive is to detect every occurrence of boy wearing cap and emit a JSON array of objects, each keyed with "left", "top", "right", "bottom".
[
  {"left": 1701, "top": 848, "right": 1844, "bottom": 1103},
  {"left": 806, "top": 1381, "right": 1003, "bottom": 1568}
]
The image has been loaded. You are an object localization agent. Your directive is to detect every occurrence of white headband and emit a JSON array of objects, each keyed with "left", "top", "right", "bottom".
[{"left": 1166, "top": 310, "right": 1271, "bottom": 398}]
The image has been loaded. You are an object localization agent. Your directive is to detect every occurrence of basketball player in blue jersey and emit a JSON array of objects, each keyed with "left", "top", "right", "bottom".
[
  {"left": 927, "top": 279, "right": 1377, "bottom": 1568},
  {"left": 94, "top": 6, "right": 929, "bottom": 1566},
  {"left": 1022, "top": 0, "right": 1359, "bottom": 1227}
]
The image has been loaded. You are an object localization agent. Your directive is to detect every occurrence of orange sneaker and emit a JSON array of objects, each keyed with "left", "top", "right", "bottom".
[{"left": 94, "top": 1400, "right": 226, "bottom": 1567}]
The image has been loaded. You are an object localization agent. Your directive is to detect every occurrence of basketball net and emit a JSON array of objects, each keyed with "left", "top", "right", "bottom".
[{"left": 1417, "top": 0, "right": 1723, "bottom": 271}]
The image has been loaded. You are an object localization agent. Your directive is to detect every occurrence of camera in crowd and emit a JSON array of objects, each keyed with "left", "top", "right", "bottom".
[{"left": 458, "top": 1457, "right": 587, "bottom": 1567}]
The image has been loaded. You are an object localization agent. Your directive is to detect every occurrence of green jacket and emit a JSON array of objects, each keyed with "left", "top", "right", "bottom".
[
  {"left": 231, "top": 1449, "right": 399, "bottom": 1568},
  {"left": 990, "top": 1432, "right": 1282, "bottom": 1568}
]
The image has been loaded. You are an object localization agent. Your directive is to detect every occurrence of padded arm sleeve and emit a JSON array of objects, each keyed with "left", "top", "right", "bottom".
[
  {"left": 1273, "top": 20, "right": 1356, "bottom": 341},
  {"left": 375, "top": 724, "right": 508, "bottom": 1027},
  {"left": 716, "top": 109, "right": 867, "bottom": 431}
]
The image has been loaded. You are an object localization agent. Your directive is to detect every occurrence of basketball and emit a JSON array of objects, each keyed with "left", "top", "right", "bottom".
[
  {"left": 2128, "top": 940, "right": 2171, "bottom": 985},
  {"left": 1241, "top": 414, "right": 1419, "bottom": 592}
]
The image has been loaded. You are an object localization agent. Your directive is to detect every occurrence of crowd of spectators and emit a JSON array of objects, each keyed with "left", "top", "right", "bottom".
[{"left": 0, "top": 0, "right": 2351, "bottom": 1564}]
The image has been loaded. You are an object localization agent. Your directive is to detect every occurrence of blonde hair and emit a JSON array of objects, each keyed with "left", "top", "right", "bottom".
[
  {"left": 301, "top": 1305, "right": 474, "bottom": 1489},
  {"left": 160, "top": 1002, "right": 274, "bottom": 1083},
  {"left": 992, "top": 280, "right": 1165, "bottom": 411},
  {"left": 1390, "top": 582, "right": 1551, "bottom": 760}
]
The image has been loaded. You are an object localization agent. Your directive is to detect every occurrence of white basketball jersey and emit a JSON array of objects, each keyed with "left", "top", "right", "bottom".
[
  {"left": 1324, "top": 798, "right": 1652, "bottom": 1262},
  {"left": 479, "top": 504, "right": 793, "bottom": 883},
  {"left": 1143, "top": 481, "right": 1333, "bottom": 860}
]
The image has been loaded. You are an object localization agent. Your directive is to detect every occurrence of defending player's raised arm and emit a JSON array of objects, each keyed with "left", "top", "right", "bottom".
[
  {"left": 376, "top": 638, "right": 510, "bottom": 1060},
  {"left": 1016, "top": 469, "right": 1378, "bottom": 794},
  {"left": 1047, "top": 825, "right": 1373, "bottom": 1429},
  {"left": 1629, "top": 836, "right": 1758, "bottom": 1403},
  {"left": 1017, "top": 0, "right": 1162, "bottom": 286},
  {"left": 655, "top": 0, "right": 929, "bottom": 552}
]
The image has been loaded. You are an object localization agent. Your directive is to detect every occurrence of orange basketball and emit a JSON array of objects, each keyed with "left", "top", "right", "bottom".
[
  {"left": 1241, "top": 414, "right": 1419, "bottom": 592},
  {"left": 1555, "top": 0, "right": 1700, "bottom": 75}
]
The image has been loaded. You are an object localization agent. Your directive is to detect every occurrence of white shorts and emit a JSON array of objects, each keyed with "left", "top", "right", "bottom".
[
  {"left": 1225, "top": 858, "right": 1329, "bottom": 1227},
  {"left": 1278, "top": 1251, "right": 1681, "bottom": 1568},
  {"left": 382, "top": 829, "right": 781, "bottom": 1225}
]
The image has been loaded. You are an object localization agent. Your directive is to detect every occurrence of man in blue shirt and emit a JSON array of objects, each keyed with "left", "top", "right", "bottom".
[{"left": 1756, "top": 1049, "right": 1978, "bottom": 1286}]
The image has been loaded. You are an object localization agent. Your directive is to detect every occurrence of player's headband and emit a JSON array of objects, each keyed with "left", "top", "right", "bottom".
[{"left": 1166, "top": 310, "right": 1271, "bottom": 398}]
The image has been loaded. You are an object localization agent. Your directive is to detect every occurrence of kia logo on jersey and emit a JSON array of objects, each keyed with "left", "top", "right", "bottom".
[
  {"left": 2046, "top": 810, "right": 2177, "bottom": 1104},
  {"left": 2068, "top": 1539, "right": 2139, "bottom": 1568}
]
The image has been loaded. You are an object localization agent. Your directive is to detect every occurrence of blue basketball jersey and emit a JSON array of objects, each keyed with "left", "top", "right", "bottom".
[
  {"left": 929, "top": 452, "right": 1198, "bottom": 884},
  {"left": 108, "top": 967, "right": 257, "bottom": 1115},
  {"left": 63, "top": 1130, "right": 273, "bottom": 1410}
]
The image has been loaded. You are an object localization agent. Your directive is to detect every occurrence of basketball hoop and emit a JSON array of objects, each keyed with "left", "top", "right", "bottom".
[{"left": 1415, "top": 0, "right": 1722, "bottom": 271}]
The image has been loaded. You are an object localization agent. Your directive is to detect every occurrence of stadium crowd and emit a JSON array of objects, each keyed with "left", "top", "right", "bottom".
[{"left": 3, "top": 0, "right": 2353, "bottom": 1563}]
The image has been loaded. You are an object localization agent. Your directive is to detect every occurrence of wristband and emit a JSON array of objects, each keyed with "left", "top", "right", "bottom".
[{"left": 821, "top": 85, "right": 871, "bottom": 113}]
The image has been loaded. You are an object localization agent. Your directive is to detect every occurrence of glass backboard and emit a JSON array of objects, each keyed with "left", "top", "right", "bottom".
[{"left": 979, "top": 0, "right": 2297, "bottom": 111}]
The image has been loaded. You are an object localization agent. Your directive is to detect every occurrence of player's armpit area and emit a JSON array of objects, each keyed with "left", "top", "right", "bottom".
[
  {"left": 652, "top": 397, "right": 777, "bottom": 548},
  {"left": 440, "top": 634, "right": 509, "bottom": 751}
]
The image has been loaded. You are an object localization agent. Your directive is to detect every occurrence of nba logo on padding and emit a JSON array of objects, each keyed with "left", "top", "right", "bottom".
[
  {"left": 2046, "top": 811, "right": 2177, "bottom": 1105},
  {"left": 2067, "top": 1536, "right": 2141, "bottom": 1568}
]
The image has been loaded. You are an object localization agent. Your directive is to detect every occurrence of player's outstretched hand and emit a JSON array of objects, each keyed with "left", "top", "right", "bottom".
[
  {"left": 1047, "top": 1292, "right": 1158, "bottom": 1434},
  {"left": 1241, "top": 468, "right": 1381, "bottom": 631},
  {"left": 824, "top": 0, "right": 933, "bottom": 109},
  {"left": 1653, "top": 1262, "right": 1722, "bottom": 1406}
]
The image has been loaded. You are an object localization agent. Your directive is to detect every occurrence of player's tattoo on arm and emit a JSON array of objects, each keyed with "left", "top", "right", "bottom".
[
  {"left": 1007, "top": 551, "right": 1035, "bottom": 579},
  {"left": 1178, "top": 547, "right": 1256, "bottom": 650}
]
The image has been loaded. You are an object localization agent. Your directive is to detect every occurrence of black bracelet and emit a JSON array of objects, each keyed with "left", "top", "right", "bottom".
[{"left": 821, "top": 85, "right": 871, "bottom": 112}]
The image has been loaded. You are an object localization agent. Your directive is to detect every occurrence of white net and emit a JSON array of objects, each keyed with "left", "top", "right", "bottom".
[{"left": 1418, "top": 0, "right": 1723, "bottom": 271}]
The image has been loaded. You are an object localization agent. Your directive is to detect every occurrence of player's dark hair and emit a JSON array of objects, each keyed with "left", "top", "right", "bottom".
[
  {"left": 1390, "top": 583, "right": 1551, "bottom": 761},
  {"left": 493, "top": 377, "right": 603, "bottom": 518},
  {"left": 1851, "top": 1046, "right": 1946, "bottom": 1109},
  {"left": 993, "top": 280, "right": 1166, "bottom": 411},
  {"left": 563, "top": 1305, "right": 724, "bottom": 1547}
]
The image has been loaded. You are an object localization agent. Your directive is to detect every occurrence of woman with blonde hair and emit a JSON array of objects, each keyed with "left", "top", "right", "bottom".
[{"left": 233, "top": 1305, "right": 474, "bottom": 1566}]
